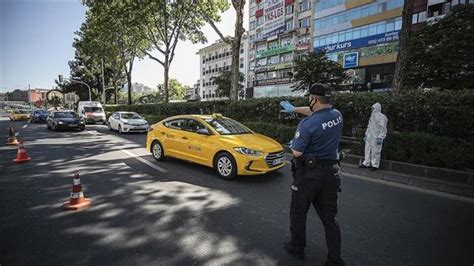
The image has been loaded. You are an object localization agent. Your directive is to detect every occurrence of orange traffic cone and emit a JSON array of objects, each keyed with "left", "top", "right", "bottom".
[
  {"left": 6, "top": 127, "right": 20, "bottom": 145},
  {"left": 13, "top": 142, "right": 31, "bottom": 163},
  {"left": 62, "top": 173, "right": 92, "bottom": 211}
]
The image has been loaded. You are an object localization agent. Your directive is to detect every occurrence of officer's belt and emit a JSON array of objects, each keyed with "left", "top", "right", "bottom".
[{"left": 294, "top": 157, "right": 338, "bottom": 168}]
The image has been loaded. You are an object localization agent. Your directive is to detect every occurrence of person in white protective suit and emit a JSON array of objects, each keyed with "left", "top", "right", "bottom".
[{"left": 361, "top": 102, "right": 388, "bottom": 170}]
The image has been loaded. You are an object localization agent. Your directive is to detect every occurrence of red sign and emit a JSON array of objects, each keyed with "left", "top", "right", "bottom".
[
  {"left": 255, "top": 9, "right": 264, "bottom": 18},
  {"left": 285, "top": 0, "right": 294, "bottom": 6}
]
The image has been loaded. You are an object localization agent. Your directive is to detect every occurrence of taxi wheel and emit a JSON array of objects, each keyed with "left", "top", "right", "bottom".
[
  {"left": 214, "top": 152, "right": 237, "bottom": 180},
  {"left": 151, "top": 141, "right": 165, "bottom": 161},
  {"left": 118, "top": 125, "right": 123, "bottom": 134}
]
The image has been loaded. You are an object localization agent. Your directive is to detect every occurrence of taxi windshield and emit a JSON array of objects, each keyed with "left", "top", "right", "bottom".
[
  {"left": 16, "top": 110, "right": 29, "bottom": 114},
  {"left": 206, "top": 118, "right": 252, "bottom": 135}
]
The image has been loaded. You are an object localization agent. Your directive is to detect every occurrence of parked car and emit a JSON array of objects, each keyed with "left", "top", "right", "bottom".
[
  {"left": 77, "top": 101, "right": 106, "bottom": 124},
  {"left": 9, "top": 110, "right": 30, "bottom": 121},
  {"left": 46, "top": 111, "right": 85, "bottom": 131},
  {"left": 146, "top": 113, "right": 285, "bottom": 180},
  {"left": 30, "top": 109, "right": 49, "bottom": 123},
  {"left": 108, "top": 112, "right": 149, "bottom": 133}
]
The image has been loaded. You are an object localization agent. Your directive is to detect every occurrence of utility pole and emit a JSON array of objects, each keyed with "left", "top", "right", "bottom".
[{"left": 101, "top": 57, "right": 106, "bottom": 104}]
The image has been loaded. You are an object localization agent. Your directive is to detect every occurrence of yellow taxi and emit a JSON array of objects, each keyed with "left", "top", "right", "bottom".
[
  {"left": 146, "top": 114, "right": 286, "bottom": 180},
  {"left": 9, "top": 110, "right": 30, "bottom": 121}
]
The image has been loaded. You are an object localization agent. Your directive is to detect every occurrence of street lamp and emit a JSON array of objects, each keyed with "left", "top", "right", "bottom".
[{"left": 58, "top": 75, "right": 91, "bottom": 101}]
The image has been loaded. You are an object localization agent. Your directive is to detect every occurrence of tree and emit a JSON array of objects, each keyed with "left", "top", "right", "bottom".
[
  {"left": 291, "top": 51, "right": 346, "bottom": 91},
  {"left": 136, "top": 1, "right": 228, "bottom": 103},
  {"left": 82, "top": 1, "right": 146, "bottom": 105},
  {"left": 201, "top": 0, "right": 245, "bottom": 101},
  {"left": 157, "top": 79, "right": 187, "bottom": 101},
  {"left": 405, "top": 5, "right": 474, "bottom": 90},
  {"left": 211, "top": 70, "right": 244, "bottom": 98},
  {"left": 392, "top": 0, "right": 414, "bottom": 94}
]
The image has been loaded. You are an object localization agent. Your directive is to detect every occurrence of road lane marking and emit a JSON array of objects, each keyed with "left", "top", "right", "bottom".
[
  {"left": 23, "top": 125, "right": 28, "bottom": 128},
  {"left": 121, "top": 149, "right": 168, "bottom": 173}
]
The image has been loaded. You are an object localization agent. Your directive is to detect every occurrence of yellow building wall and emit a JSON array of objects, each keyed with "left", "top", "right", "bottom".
[
  {"left": 345, "top": 0, "right": 375, "bottom": 10},
  {"left": 359, "top": 53, "right": 398, "bottom": 66},
  {"left": 351, "top": 7, "right": 403, "bottom": 27}
]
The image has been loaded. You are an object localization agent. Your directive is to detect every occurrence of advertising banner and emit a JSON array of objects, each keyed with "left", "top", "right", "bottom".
[
  {"left": 315, "top": 30, "right": 400, "bottom": 53},
  {"left": 263, "top": 0, "right": 285, "bottom": 39},
  {"left": 343, "top": 52, "right": 359, "bottom": 68}
]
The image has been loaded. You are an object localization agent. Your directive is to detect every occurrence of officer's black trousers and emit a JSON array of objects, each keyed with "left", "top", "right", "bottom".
[{"left": 290, "top": 163, "right": 345, "bottom": 266}]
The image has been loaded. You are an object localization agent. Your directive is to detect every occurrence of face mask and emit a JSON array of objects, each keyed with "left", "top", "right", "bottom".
[{"left": 308, "top": 97, "right": 316, "bottom": 112}]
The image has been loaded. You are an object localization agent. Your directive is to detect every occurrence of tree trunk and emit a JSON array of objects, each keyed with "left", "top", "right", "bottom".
[
  {"left": 164, "top": 56, "right": 170, "bottom": 103},
  {"left": 127, "top": 71, "right": 132, "bottom": 105},
  {"left": 392, "top": 0, "right": 414, "bottom": 95},
  {"left": 230, "top": 0, "right": 245, "bottom": 101},
  {"left": 114, "top": 79, "right": 118, "bottom": 104}
]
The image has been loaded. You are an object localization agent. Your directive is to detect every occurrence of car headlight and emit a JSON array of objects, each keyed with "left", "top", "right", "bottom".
[
  {"left": 234, "top": 147, "right": 263, "bottom": 157},
  {"left": 58, "top": 121, "right": 64, "bottom": 124},
  {"left": 123, "top": 122, "right": 130, "bottom": 125}
]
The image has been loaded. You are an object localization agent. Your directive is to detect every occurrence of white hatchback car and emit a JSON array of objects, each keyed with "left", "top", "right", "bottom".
[{"left": 108, "top": 112, "right": 149, "bottom": 133}]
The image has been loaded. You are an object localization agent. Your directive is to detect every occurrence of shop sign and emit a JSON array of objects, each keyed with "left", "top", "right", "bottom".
[
  {"left": 315, "top": 30, "right": 400, "bottom": 53},
  {"left": 256, "top": 44, "right": 295, "bottom": 59},
  {"left": 296, "top": 43, "right": 310, "bottom": 51},
  {"left": 343, "top": 52, "right": 359, "bottom": 68},
  {"left": 267, "top": 62, "right": 293, "bottom": 71}
]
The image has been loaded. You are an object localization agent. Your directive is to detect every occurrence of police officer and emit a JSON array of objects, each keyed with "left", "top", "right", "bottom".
[{"left": 280, "top": 83, "right": 345, "bottom": 265}]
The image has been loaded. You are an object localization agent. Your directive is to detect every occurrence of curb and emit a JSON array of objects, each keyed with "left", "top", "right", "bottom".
[{"left": 283, "top": 145, "right": 474, "bottom": 198}]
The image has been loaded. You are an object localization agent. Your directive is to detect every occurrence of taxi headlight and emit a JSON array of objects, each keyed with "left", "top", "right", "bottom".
[
  {"left": 58, "top": 121, "right": 64, "bottom": 124},
  {"left": 234, "top": 147, "right": 263, "bottom": 157}
]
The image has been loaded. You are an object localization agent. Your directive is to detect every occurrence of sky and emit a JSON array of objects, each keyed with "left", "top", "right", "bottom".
[{"left": 0, "top": 0, "right": 249, "bottom": 92}]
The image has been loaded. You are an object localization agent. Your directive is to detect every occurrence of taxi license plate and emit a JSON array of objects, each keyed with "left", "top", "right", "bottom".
[{"left": 272, "top": 158, "right": 284, "bottom": 166}]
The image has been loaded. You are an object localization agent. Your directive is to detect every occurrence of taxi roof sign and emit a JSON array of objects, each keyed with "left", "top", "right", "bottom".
[{"left": 212, "top": 113, "right": 223, "bottom": 119}]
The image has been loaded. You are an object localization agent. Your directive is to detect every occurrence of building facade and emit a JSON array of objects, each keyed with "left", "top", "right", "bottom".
[
  {"left": 247, "top": 0, "right": 311, "bottom": 98},
  {"left": 197, "top": 34, "right": 249, "bottom": 101}
]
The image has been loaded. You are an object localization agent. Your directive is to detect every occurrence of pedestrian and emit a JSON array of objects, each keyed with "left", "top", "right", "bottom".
[
  {"left": 360, "top": 102, "right": 388, "bottom": 171},
  {"left": 279, "top": 84, "right": 345, "bottom": 265}
]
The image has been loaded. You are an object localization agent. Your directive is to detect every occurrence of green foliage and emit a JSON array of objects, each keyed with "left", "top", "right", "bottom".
[
  {"left": 405, "top": 5, "right": 474, "bottom": 89},
  {"left": 47, "top": 96, "right": 63, "bottom": 108},
  {"left": 211, "top": 71, "right": 244, "bottom": 98},
  {"left": 292, "top": 51, "right": 347, "bottom": 91},
  {"left": 105, "top": 89, "right": 474, "bottom": 170}
]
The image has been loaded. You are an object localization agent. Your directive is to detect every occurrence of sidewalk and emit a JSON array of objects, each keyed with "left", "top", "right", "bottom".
[{"left": 283, "top": 146, "right": 474, "bottom": 198}]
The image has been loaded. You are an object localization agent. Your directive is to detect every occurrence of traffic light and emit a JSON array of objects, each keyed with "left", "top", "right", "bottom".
[{"left": 58, "top": 75, "right": 64, "bottom": 83}]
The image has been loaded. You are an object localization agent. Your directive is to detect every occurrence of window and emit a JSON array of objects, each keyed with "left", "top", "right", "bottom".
[
  {"left": 376, "top": 23, "right": 385, "bottom": 34},
  {"left": 285, "top": 20, "right": 293, "bottom": 31},
  {"left": 185, "top": 119, "right": 207, "bottom": 133},
  {"left": 164, "top": 119, "right": 185, "bottom": 130},
  {"left": 269, "top": 55, "right": 279, "bottom": 65},
  {"left": 240, "top": 63, "right": 244, "bottom": 68},
  {"left": 267, "top": 71, "right": 277, "bottom": 79},
  {"left": 395, "top": 18, "right": 402, "bottom": 30},
  {"left": 286, "top": 4, "right": 294, "bottom": 15},
  {"left": 257, "top": 16, "right": 264, "bottom": 26},
  {"left": 418, "top": 11, "right": 427, "bottom": 23},
  {"left": 299, "top": 0, "right": 310, "bottom": 12},
  {"left": 299, "top": 17, "right": 310, "bottom": 28},
  {"left": 280, "top": 52, "right": 293, "bottom": 62},
  {"left": 250, "top": 21, "right": 256, "bottom": 30}
]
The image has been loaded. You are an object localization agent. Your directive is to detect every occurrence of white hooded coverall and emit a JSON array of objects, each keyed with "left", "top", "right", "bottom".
[{"left": 362, "top": 103, "right": 388, "bottom": 168}]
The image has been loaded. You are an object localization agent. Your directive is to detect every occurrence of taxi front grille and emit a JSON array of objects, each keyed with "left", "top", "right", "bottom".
[{"left": 265, "top": 151, "right": 285, "bottom": 167}]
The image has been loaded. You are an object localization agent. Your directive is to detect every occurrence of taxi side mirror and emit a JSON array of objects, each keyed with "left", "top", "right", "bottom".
[{"left": 196, "top": 128, "right": 210, "bottom": 135}]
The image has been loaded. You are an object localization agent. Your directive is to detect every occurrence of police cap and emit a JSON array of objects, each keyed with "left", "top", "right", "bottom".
[{"left": 305, "top": 83, "right": 332, "bottom": 97}]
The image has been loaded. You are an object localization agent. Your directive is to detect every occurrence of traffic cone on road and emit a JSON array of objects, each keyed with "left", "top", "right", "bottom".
[
  {"left": 6, "top": 127, "right": 20, "bottom": 145},
  {"left": 13, "top": 142, "right": 31, "bottom": 163},
  {"left": 62, "top": 173, "right": 92, "bottom": 211}
]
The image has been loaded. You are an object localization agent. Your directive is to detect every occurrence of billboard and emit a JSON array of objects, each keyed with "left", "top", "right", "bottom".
[
  {"left": 263, "top": 0, "right": 285, "bottom": 39},
  {"left": 315, "top": 30, "right": 400, "bottom": 53},
  {"left": 343, "top": 52, "right": 359, "bottom": 68}
]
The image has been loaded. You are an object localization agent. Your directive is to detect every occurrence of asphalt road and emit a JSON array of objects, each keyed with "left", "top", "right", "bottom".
[{"left": 1, "top": 118, "right": 473, "bottom": 266}]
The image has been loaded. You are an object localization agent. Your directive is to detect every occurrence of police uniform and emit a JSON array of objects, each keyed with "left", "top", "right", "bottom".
[{"left": 286, "top": 84, "right": 345, "bottom": 266}]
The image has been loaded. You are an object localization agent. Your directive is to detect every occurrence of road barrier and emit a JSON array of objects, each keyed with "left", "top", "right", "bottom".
[
  {"left": 62, "top": 173, "right": 92, "bottom": 211},
  {"left": 13, "top": 142, "right": 31, "bottom": 163}
]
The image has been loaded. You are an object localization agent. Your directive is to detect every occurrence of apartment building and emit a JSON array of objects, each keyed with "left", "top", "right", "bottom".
[
  {"left": 247, "top": 0, "right": 311, "bottom": 98},
  {"left": 313, "top": 0, "right": 472, "bottom": 90},
  {"left": 196, "top": 34, "right": 249, "bottom": 101}
]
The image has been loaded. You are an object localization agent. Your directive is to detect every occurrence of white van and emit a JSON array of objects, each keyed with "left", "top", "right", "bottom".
[{"left": 77, "top": 101, "right": 106, "bottom": 124}]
